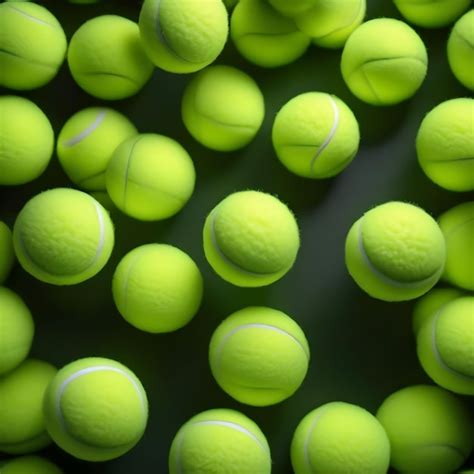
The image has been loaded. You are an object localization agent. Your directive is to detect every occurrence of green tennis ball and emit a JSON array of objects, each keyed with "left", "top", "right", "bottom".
[
  {"left": 341, "top": 18, "right": 428, "bottom": 105},
  {"left": 0, "top": 96, "right": 54, "bottom": 185},
  {"left": 0, "top": 287, "right": 34, "bottom": 376},
  {"left": 68, "top": 15, "right": 154, "bottom": 100},
  {"left": 209, "top": 306, "right": 309, "bottom": 406},
  {"left": 13, "top": 188, "right": 115, "bottom": 286},
  {"left": 181, "top": 65, "right": 265, "bottom": 151},
  {"left": 57, "top": 107, "right": 137, "bottom": 191},
  {"left": 139, "top": 0, "right": 228, "bottom": 74},
  {"left": 106, "top": 134, "right": 195, "bottom": 221},
  {"left": 203, "top": 190, "right": 300, "bottom": 287},
  {"left": 231, "top": 0, "right": 311, "bottom": 68},
  {"left": 0, "top": 222, "right": 15, "bottom": 284},
  {"left": 169, "top": 409, "right": 271, "bottom": 473},
  {"left": 0, "top": 359, "right": 57, "bottom": 454},
  {"left": 1, "top": 456, "right": 62, "bottom": 474},
  {"left": 291, "top": 402, "right": 390, "bottom": 474},
  {"left": 345, "top": 201, "right": 446, "bottom": 302},
  {"left": 112, "top": 244, "right": 203, "bottom": 333},
  {"left": 377, "top": 385, "right": 473, "bottom": 473},
  {"left": 417, "top": 98, "right": 474, "bottom": 192},
  {"left": 272, "top": 92, "right": 360, "bottom": 179},
  {"left": 267, "top": 0, "right": 317, "bottom": 18},
  {"left": 43, "top": 357, "right": 148, "bottom": 462}
]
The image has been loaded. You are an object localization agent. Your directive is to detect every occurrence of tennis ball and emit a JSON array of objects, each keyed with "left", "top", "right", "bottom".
[
  {"left": 291, "top": 402, "right": 390, "bottom": 474},
  {"left": 0, "top": 222, "right": 15, "bottom": 284},
  {"left": 139, "top": 0, "right": 228, "bottom": 74},
  {"left": 377, "top": 385, "right": 473, "bottom": 473},
  {"left": 57, "top": 107, "right": 137, "bottom": 191},
  {"left": 267, "top": 0, "right": 317, "bottom": 18},
  {"left": 203, "top": 190, "right": 300, "bottom": 287},
  {"left": 341, "top": 18, "right": 428, "bottom": 105},
  {"left": 272, "top": 92, "right": 360, "bottom": 179},
  {"left": 169, "top": 409, "right": 271, "bottom": 473},
  {"left": 0, "top": 359, "right": 57, "bottom": 454},
  {"left": 181, "top": 65, "right": 265, "bottom": 151},
  {"left": 231, "top": 0, "right": 311, "bottom": 68},
  {"left": 345, "top": 201, "right": 446, "bottom": 302},
  {"left": 13, "top": 188, "right": 115, "bottom": 286},
  {"left": 209, "top": 306, "right": 310, "bottom": 406},
  {"left": 113, "top": 244, "right": 203, "bottom": 333},
  {"left": 68, "top": 15, "right": 154, "bottom": 100},
  {"left": 0, "top": 96, "right": 54, "bottom": 185},
  {"left": 1, "top": 456, "right": 62, "bottom": 474},
  {"left": 417, "top": 98, "right": 474, "bottom": 192}
]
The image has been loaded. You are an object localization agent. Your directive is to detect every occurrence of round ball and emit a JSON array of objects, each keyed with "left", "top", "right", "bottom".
[
  {"left": 0, "top": 359, "right": 57, "bottom": 454},
  {"left": 341, "top": 18, "right": 428, "bottom": 105},
  {"left": 267, "top": 0, "right": 317, "bottom": 18},
  {"left": 0, "top": 221, "right": 15, "bottom": 284},
  {"left": 272, "top": 92, "right": 360, "bottom": 178},
  {"left": 231, "top": 0, "right": 311, "bottom": 68},
  {"left": 106, "top": 134, "right": 195, "bottom": 221},
  {"left": 209, "top": 306, "right": 310, "bottom": 406},
  {"left": 113, "top": 244, "right": 203, "bottom": 333},
  {"left": 139, "top": 0, "right": 228, "bottom": 74},
  {"left": 13, "top": 188, "right": 115, "bottom": 285},
  {"left": 291, "top": 402, "right": 390, "bottom": 474},
  {"left": 0, "top": 3, "right": 67, "bottom": 90},
  {"left": 169, "top": 409, "right": 271, "bottom": 473},
  {"left": 345, "top": 201, "right": 446, "bottom": 302},
  {"left": 203, "top": 190, "right": 300, "bottom": 287},
  {"left": 0, "top": 96, "right": 54, "bottom": 185},
  {"left": 181, "top": 65, "right": 265, "bottom": 151},
  {"left": 43, "top": 357, "right": 148, "bottom": 462},
  {"left": 417, "top": 98, "right": 474, "bottom": 192},
  {"left": 1, "top": 456, "right": 62, "bottom": 474},
  {"left": 68, "top": 15, "right": 154, "bottom": 100},
  {"left": 377, "top": 385, "right": 473, "bottom": 473}
]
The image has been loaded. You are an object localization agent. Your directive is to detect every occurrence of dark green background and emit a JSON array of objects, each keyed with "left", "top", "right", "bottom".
[{"left": 0, "top": 0, "right": 472, "bottom": 472}]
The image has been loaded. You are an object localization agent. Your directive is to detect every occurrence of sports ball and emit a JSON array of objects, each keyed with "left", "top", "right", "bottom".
[
  {"left": 1, "top": 456, "right": 62, "bottom": 474},
  {"left": 43, "top": 357, "right": 148, "bottom": 462},
  {"left": 267, "top": 0, "right": 317, "bottom": 18},
  {"left": 272, "top": 92, "right": 360, "bottom": 178},
  {"left": 0, "top": 221, "right": 15, "bottom": 284}
]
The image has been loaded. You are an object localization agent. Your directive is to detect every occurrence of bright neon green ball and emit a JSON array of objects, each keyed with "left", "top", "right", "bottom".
[
  {"left": 1, "top": 456, "right": 62, "bottom": 474},
  {"left": 0, "top": 222, "right": 15, "bottom": 284}
]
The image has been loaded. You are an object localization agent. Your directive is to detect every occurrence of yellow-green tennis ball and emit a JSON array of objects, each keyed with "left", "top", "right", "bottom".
[
  {"left": 377, "top": 385, "right": 473, "bottom": 473},
  {"left": 203, "top": 190, "right": 300, "bottom": 287},
  {"left": 345, "top": 201, "right": 446, "bottom": 302},
  {"left": 139, "top": 0, "right": 228, "bottom": 74},
  {"left": 291, "top": 402, "right": 390, "bottom": 474},
  {"left": 0, "top": 359, "right": 57, "bottom": 454},
  {"left": 0, "top": 96, "right": 54, "bottom": 185},
  {"left": 57, "top": 107, "right": 137, "bottom": 191},
  {"left": 1, "top": 456, "right": 62, "bottom": 474},
  {"left": 13, "top": 188, "right": 115, "bottom": 286},
  {"left": 0, "top": 222, "right": 15, "bottom": 284},
  {"left": 267, "top": 0, "right": 317, "bottom": 18},
  {"left": 106, "top": 134, "right": 195, "bottom": 221},
  {"left": 181, "top": 65, "right": 265, "bottom": 151},
  {"left": 231, "top": 0, "right": 311, "bottom": 68},
  {"left": 112, "top": 244, "right": 203, "bottom": 333},
  {"left": 68, "top": 15, "right": 154, "bottom": 100},
  {"left": 341, "top": 18, "right": 428, "bottom": 105},
  {"left": 272, "top": 92, "right": 360, "bottom": 179},
  {"left": 209, "top": 306, "right": 310, "bottom": 406},
  {"left": 417, "top": 98, "right": 474, "bottom": 192},
  {"left": 169, "top": 409, "right": 271, "bottom": 473}
]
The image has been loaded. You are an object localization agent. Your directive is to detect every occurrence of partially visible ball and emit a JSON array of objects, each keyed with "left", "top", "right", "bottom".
[
  {"left": 1, "top": 456, "right": 62, "bottom": 474},
  {"left": 0, "top": 221, "right": 15, "bottom": 284},
  {"left": 267, "top": 0, "right": 317, "bottom": 18}
]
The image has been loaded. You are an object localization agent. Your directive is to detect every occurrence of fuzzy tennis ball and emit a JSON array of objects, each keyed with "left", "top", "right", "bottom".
[
  {"left": 1, "top": 456, "right": 62, "bottom": 474},
  {"left": 272, "top": 92, "right": 360, "bottom": 179},
  {"left": 291, "top": 402, "right": 390, "bottom": 474},
  {"left": 0, "top": 3, "right": 66, "bottom": 90},
  {"left": 113, "top": 244, "right": 203, "bottom": 333},
  {"left": 345, "top": 201, "right": 446, "bottom": 302},
  {"left": 231, "top": 0, "right": 311, "bottom": 68},
  {"left": 169, "top": 409, "right": 271, "bottom": 473},
  {"left": 57, "top": 107, "right": 137, "bottom": 191},
  {"left": 0, "top": 96, "right": 54, "bottom": 185},
  {"left": 68, "top": 15, "right": 154, "bottom": 100},
  {"left": 341, "top": 18, "right": 428, "bottom": 105},
  {"left": 181, "top": 65, "right": 265, "bottom": 151},
  {"left": 139, "top": 0, "right": 228, "bottom": 74},
  {"left": 209, "top": 306, "right": 310, "bottom": 406},
  {"left": 0, "top": 222, "right": 15, "bottom": 284},
  {"left": 13, "top": 188, "right": 115, "bottom": 286},
  {"left": 203, "top": 190, "right": 300, "bottom": 287},
  {"left": 267, "top": 0, "right": 317, "bottom": 18},
  {"left": 0, "top": 359, "right": 57, "bottom": 454},
  {"left": 417, "top": 98, "right": 474, "bottom": 192},
  {"left": 377, "top": 385, "right": 473, "bottom": 473}
]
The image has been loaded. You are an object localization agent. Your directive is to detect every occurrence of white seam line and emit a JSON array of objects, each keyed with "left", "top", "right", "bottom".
[
  {"left": 8, "top": 5, "right": 56, "bottom": 28},
  {"left": 64, "top": 111, "right": 106, "bottom": 147},
  {"left": 304, "top": 410, "right": 326, "bottom": 474}
]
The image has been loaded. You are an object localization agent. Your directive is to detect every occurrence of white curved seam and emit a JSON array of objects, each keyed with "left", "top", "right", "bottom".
[
  {"left": 8, "top": 5, "right": 56, "bottom": 28},
  {"left": 64, "top": 111, "right": 106, "bottom": 147},
  {"left": 304, "top": 411, "right": 325, "bottom": 474}
]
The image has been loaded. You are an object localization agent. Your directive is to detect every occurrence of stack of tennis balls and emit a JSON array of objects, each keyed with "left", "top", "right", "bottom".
[{"left": 0, "top": 222, "right": 15, "bottom": 284}]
